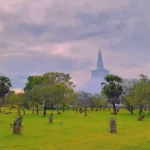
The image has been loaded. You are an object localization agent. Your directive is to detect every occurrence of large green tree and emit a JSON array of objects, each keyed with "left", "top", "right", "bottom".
[
  {"left": 126, "top": 75, "right": 150, "bottom": 115},
  {"left": 24, "top": 72, "right": 75, "bottom": 115},
  {"left": 101, "top": 74, "right": 123, "bottom": 115}
]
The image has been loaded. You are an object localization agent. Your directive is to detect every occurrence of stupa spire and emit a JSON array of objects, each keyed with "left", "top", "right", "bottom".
[{"left": 97, "top": 49, "right": 104, "bottom": 69}]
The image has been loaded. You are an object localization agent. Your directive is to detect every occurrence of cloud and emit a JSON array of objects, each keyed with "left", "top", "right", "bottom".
[{"left": 0, "top": 0, "right": 150, "bottom": 91}]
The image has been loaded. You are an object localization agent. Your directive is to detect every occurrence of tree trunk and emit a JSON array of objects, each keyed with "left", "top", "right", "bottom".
[
  {"left": 130, "top": 106, "right": 133, "bottom": 114},
  {"left": 21, "top": 108, "right": 25, "bottom": 115},
  {"left": 43, "top": 106, "right": 47, "bottom": 115},
  {"left": 91, "top": 106, "right": 94, "bottom": 112},
  {"left": 75, "top": 106, "right": 78, "bottom": 114},
  {"left": 84, "top": 106, "right": 87, "bottom": 116},
  {"left": 62, "top": 106, "right": 65, "bottom": 113},
  {"left": 139, "top": 105, "right": 143, "bottom": 115},
  {"left": 112, "top": 103, "right": 117, "bottom": 115},
  {"left": 32, "top": 108, "right": 34, "bottom": 114},
  {"left": 56, "top": 105, "right": 59, "bottom": 113},
  {"left": 36, "top": 106, "right": 39, "bottom": 114},
  {"left": 100, "top": 107, "right": 102, "bottom": 111},
  {"left": 17, "top": 108, "right": 21, "bottom": 116},
  {"left": 79, "top": 107, "right": 82, "bottom": 114},
  {"left": 72, "top": 105, "right": 75, "bottom": 111}
]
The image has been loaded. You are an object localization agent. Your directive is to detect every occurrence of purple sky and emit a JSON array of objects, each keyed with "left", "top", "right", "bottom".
[{"left": 0, "top": 0, "right": 149, "bottom": 93}]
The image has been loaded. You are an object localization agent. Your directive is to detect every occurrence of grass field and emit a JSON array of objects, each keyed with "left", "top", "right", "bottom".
[{"left": 0, "top": 108, "right": 150, "bottom": 150}]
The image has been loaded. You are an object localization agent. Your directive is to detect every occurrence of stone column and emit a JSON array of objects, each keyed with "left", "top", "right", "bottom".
[
  {"left": 110, "top": 118, "right": 116, "bottom": 133},
  {"left": 49, "top": 113, "right": 53, "bottom": 123},
  {"left": 13, "top": 116, "right": 23, "bottom": 134}
]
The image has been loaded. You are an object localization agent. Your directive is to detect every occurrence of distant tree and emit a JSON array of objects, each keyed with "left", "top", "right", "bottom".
[
  {"left": 91, "top": 93, "right": 107, "bottom": 110},
  {"left": 121, "top": 78, "right": 138, "bottom": 114},
  {"left": 101, "top": 74, "right": 123, "bottom": 115},
  {"left": 0, "top": 76, "right": 12, "bottom": 112},
  {"left": 76, "top": 91, "right": 92, "bottom": 106}
]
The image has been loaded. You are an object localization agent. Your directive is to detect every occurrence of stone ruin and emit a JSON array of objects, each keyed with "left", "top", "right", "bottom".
[
  {"left": 110, "top": 118, "right": 116, "bottom": 133},
  {"left": 137, "top": 114, "right": 145, "bottom": 121},
  {"left": 12, "top": 116, "right": 23, "bottom": 134},
  {"left": 49, "top": 113, "right": 53, "bottom": 123}
]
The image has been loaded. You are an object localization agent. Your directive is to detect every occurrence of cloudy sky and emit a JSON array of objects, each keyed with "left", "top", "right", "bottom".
[{"left": 0, "top": 0, "right": 149, "bottom": 92}]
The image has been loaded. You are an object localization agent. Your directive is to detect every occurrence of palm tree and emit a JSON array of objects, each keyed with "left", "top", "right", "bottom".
[
  {"left": 101, "top": 74, "right": 123, "bottom": 115},
  {"left": 0, "top": 76, "right": 12, "bottom": 112}
]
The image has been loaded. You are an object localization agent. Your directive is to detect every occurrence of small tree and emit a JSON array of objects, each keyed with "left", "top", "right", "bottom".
[
  {"left": 0, "top": 76, "right": 12, "bottom": 112},
  {"left": 91, "top": 93, "right": 107, "bottom": 111},
  {"left": 101, "top": 74, "right": 123, "bottom": 115},
  {"left": 6, "top": 93, "right": 26, "bottom": 115}
]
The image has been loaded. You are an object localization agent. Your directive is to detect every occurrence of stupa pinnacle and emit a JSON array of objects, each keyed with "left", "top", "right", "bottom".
[{"left": 91, "top": 50, "right": 109, "bottom": 79}]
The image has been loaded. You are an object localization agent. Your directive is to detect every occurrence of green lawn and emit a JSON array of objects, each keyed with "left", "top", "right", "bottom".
[{"left": 0, "top": 108, "right": 150, "bottom": 150}]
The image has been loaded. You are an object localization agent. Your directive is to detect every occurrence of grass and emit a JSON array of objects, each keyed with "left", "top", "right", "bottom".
[{"left": 0, "top": 108, "right": 150, "bottom": 150}]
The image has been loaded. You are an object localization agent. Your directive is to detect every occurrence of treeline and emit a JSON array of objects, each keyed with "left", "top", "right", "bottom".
[
  {"left": 0, "top": 72, "right": 106, "bottom": 115},
  {"left": 0, "top": 72, "right": 150, "bottom": 116}
]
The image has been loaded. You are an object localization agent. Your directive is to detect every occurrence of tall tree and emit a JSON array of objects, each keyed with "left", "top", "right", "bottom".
[
  {"left": 0, "top": 76, "right": 12, "bottom": 112},
  {"left": 101, "top": 74, "right": 123, "bottom": 115}
]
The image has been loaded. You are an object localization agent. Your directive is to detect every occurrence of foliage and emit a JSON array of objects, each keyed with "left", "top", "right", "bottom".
[
  {"left": 101, "top": 74, "right": 123, "bottom": 104},
  {"left": 101, "top": 74, "right": 123, "bottom": 114},
  {"left": 91, "top": 93, "right": 107, "bottom": 107},
  {"left": 76, "top": 91, "right": 92, "bottom": 106},
  {"left": 24, "top": 72, "right": 75, "bottom": 115},
  {"left": 0, "top": 76, "right": 12, "bottom": 98},
  {"left": 126, "top": 75, "right": 150, "bottom": 107}
]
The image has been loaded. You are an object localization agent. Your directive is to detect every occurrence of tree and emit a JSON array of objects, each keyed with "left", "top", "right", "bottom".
[
  {"left": 24, "top": 75, "right": 45, "bottom": 92},
  {"left": 0, "top": 76, "right": 12, "bottom": 112},
  {"left": 5, "top": 93, "right": 26, "bottom": 115},
  {"left": 76, "top": 91, "right": 92, "bottom": 106},
  {"left": 126, "top": 75, "right": 150, "bottom": 115},
  {"left": 25, "top": 88, "right": 42, "bottom": 114},
  {"left": 121, "top": 78, "right": 138, "bottom": 114},
  {"left": 101, "top": 74, "right": 123, "bottom": 115},
  {"left": 91, "top": 93, "right": 107, "bottom": 110},
  {"left": 24, "top": 72, "right": 75, "bottom": 115}
]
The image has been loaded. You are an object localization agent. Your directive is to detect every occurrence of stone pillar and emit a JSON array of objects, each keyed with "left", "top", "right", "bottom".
[
  {"left": 137, "top": 114, "right": 145, "bottom": 121},
  {"left": 110, "top": 118, "right": 116, "bottom": 133},
  {"left": 13, "top": 116, "right": 23, "bottom": 134},
  {"left": 49, "top": 113, "right": 53, "bottom": 123}
]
